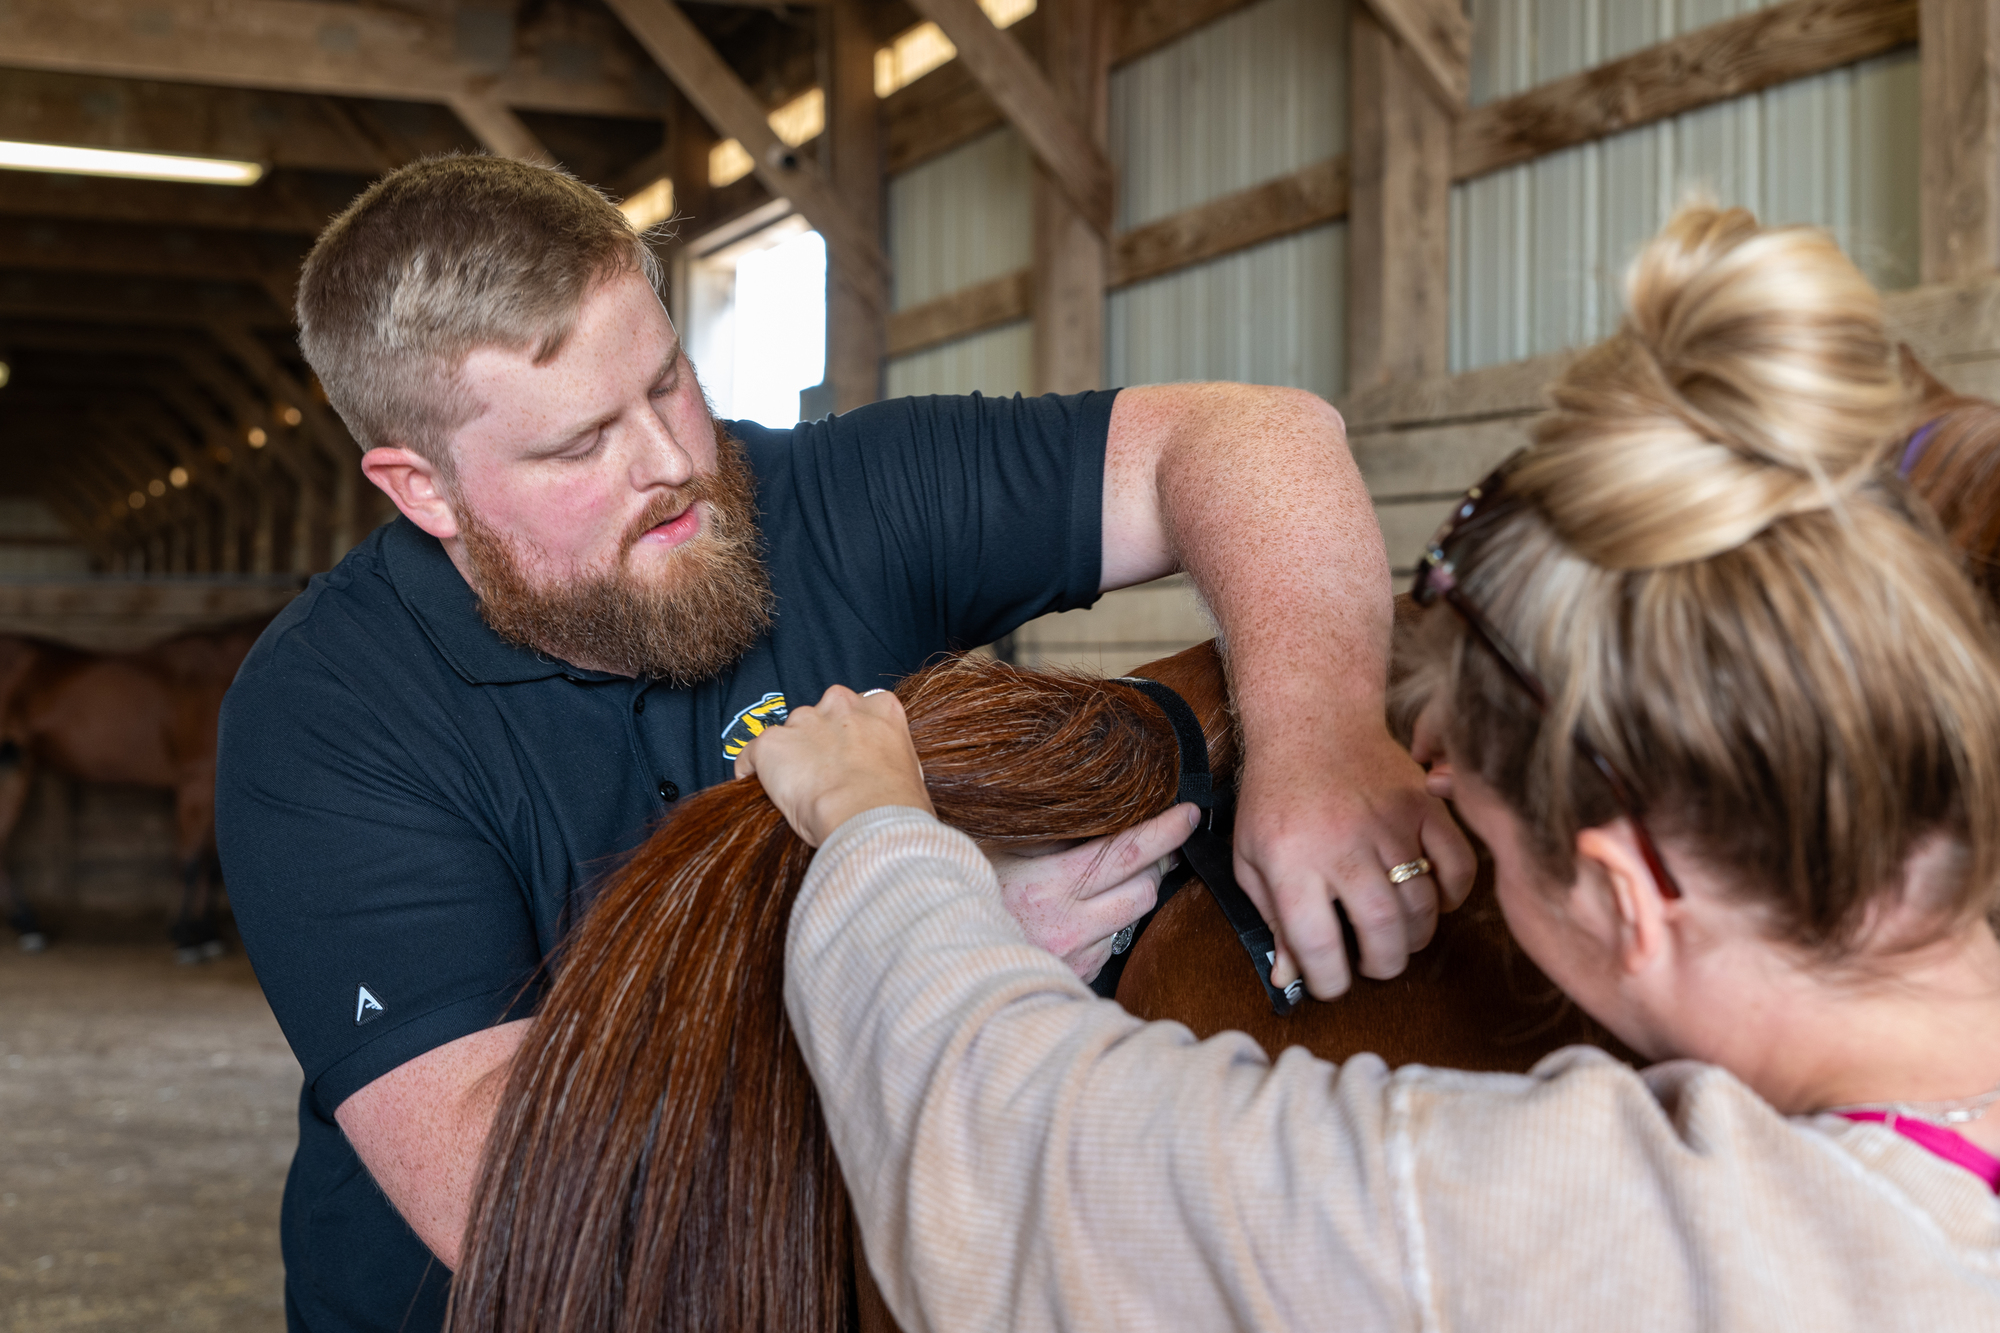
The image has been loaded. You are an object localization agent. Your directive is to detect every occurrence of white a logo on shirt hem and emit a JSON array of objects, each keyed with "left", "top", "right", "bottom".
[{"left": 354, "top": 984, "right": 386, "bottom": 1026}]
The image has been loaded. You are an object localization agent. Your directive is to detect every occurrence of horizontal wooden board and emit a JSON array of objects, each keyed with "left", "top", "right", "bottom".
[
  {"left": 1453, "top": 0, "right": 1917, "bottom": 184},
  {"left": 886, "top": 269, "right": 1034, "bottom": 355},
  {"left": 1350, "top": 417, "right": 1534, "bottom": 499},
  {"left": 1112, "top": 156, "right": 1348, "bottom": 288}
]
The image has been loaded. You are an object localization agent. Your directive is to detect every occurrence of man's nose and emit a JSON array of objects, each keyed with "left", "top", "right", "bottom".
[{"left": 631, "top": 410, "right": 695, "bottom": 490}]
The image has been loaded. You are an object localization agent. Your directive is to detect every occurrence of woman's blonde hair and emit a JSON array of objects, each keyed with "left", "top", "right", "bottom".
[{"left": 1405, "top": 206, "right": 2000, "bottom": 953}]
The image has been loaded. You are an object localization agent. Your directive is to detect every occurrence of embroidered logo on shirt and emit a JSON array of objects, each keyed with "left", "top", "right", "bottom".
[
  {"left": 354, "top": 984, "right": 386, "bottom": 1027},
  {"left": 720, "top": 691, "right": 789, "bottom": 761}
]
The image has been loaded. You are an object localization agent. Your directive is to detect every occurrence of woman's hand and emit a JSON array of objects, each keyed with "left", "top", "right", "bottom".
[{"left": 735, "top": 686, "right": 933, "bottom": 846}]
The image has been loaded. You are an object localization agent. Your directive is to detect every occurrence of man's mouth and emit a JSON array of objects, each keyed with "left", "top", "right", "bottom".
[{"left": 635, "top": 503, "right": 702, "bottom": 551}]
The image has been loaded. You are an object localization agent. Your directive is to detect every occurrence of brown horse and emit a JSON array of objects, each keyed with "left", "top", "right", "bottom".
[
  {"left": 447, "top": 641, "right": 1624, "bottom": 1333},
  {"left": 0, "top": 618, "right": 268, "bottom": 958}
]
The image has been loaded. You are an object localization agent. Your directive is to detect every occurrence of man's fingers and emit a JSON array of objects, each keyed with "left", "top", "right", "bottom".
[
  {"left": 1342, "top": 873, "right": 1413, "bottom": 981},
  {"left": 1422, "top": 801, "right": 1478, "bottom": 912}
]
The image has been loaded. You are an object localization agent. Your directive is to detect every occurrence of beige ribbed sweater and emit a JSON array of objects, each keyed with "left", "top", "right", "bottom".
[{"left": 783, "top": 807, "right": 2000, "bottom": 1332}]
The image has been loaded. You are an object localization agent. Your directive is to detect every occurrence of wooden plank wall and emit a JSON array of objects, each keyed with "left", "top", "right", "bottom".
[{"left": 1001, "top": 0, "right": 1954, "bottom": 674}]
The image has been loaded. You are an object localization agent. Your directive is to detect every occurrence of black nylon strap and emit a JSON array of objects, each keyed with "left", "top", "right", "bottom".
[
  {"left": 1112, "top": 677, "right": 1299, "bottom": 1016},
  {"left": 1113, "top": 676, "right": 1215, "bottom": 809}
]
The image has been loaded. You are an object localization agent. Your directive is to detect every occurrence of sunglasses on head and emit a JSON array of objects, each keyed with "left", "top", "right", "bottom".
[{"left": 1410, "top": 452, "right": 1684, "bottom": 900}]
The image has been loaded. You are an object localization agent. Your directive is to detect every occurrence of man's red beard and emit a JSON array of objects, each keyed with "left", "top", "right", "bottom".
[{"left": 458, "top": 431, "right": 774, "bottom": 684}]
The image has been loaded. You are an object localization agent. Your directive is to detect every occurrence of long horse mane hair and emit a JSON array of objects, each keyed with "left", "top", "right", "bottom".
[{"left": 447, "top": 651, "right": 1234, "bottom": 1333}]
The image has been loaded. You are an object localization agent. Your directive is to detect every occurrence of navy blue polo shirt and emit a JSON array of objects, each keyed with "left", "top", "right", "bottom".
[{"left": 216, "top": 390, "right": 1115, "bottom": 1333}]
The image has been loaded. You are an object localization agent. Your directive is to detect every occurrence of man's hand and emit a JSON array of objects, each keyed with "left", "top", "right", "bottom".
[
  {"left": 736, "top": 686, "right": 932, "bottom": 846},
  {"left": 986, "top": 803, "right": 1199, "bottom": 981},
  {"left": 1233, "top": 726, "right": 1475, "bottom": 1000}
]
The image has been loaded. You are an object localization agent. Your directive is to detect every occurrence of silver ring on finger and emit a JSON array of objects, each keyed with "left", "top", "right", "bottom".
[
  {"left": 1109, "top": 923, "right": 1136, "bottom": 955},
  {"left": 1387, "top": 857, "right": 1433, "bottom": 886}
]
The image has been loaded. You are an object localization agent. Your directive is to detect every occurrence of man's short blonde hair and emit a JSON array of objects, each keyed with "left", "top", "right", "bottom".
[{"left": 297, "top": 154, "right": 663, "bottom": 476}]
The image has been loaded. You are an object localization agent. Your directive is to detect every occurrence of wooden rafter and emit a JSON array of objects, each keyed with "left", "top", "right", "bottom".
[
  {"left": 0, "top": 0, "right": 664, "bottom": 129},
  {"left": 1361, "top": 0, "right": 1471, "bottom": 111},
  {"left": 903, "top": 0, "right": 1116, "bottom": 237},
  {"left": 446, "top": 89, "right": 557, "bottom": 165},
  {"left": 600, "top": 0, "right": 890, "bottom": 297}
]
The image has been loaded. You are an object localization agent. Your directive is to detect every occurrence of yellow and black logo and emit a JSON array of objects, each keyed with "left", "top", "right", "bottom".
[{"left": 720, "top": 691, "right": 789, "bottom": 760}]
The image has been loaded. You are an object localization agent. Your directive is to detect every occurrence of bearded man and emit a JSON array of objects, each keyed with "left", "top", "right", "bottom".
[{"left": 216, "top": 154, "right": 1471, "bottom": 1333}]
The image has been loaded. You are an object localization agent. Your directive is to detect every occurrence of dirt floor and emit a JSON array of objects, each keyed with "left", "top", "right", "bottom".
[{"left": 0, "top": 941, "right": 298, "bottom": 1332}]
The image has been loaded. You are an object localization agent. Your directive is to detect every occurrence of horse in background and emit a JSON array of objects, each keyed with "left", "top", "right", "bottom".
[{"left": 0, "top": 617, "right": 268, "bottom": 959}]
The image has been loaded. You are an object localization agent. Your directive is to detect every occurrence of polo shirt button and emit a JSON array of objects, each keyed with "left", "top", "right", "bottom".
[
  {"left": 657, "top": 779, "right": 679, "bottom": 802},
  {"left": 633, "top": 696, "right": 646, "bottom": 714}
]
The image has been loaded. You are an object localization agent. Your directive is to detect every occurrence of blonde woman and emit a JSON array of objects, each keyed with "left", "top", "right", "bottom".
[{"left": 742, "top": 207, "right": 2000, "bottom": 1330}]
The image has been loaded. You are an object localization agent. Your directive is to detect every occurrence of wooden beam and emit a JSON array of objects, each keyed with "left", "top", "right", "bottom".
[
  {"left": 0, "top": 70, "right": 397, "bottom": 175},
  {"left": 1031, "top": 0, "right": 1111, "bottom": 392},
  {"left": 0, "top": 216, "right": 305, "bottom": 301},
  {"left": 885, "top": 0, "right": 1271, "bottom": 176},
  {"left": 889, "top": 154, "right": 1349, "bottom": 359},
  {"left": 599, "top": 0, "right": 890, "bottom": 297},
  {"left": 0, "top": 0, "right": 667, "bottom": 120},
  {"left": 0, "top": 268, "right": 289, "bottom": 327},
  {"left": 887, "top": 270, "right": 1033, "bottom": 355},
  {"left": 447, "top": 89, "right": 557, "bottom": 164},
  {"left": 1921, "top": 0, "right": 2000, "bottom": 281},
  {"left": 824, "top": 0, "right": 887, "bottom": 411},
  {"left": 1455, "top": 0, "right": 1918, "bottom": 184},
  {"left": 0, "top": 171, "right": 339, "bottom": 235},
  {"left": 1348, "top": 6, "right": 1451, "bottom": 390},
  {"left": 905, "top": 0, "right": 1116, "bottom": 237},
  {"left": 1112, "top": 156, "right": 1348, "bottom": 288},
  {"left": 1361, "top": 0, "right": 1470, "bottom": 111}
]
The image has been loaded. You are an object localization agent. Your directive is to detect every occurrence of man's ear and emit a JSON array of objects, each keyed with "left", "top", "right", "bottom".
[
  {"left": 1573, "top": 823, "right": 1671, "bottom": 976},
  {"left": 362, "top": 446, "right": 459, "bottom": 541}
]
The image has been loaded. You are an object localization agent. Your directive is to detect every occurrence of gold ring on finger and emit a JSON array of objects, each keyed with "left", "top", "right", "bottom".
[{"left": 1387, "top": 857, "right": 1433, "bottom": 886}]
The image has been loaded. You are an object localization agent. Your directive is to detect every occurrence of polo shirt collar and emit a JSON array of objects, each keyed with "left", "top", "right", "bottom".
[{"left": 380, "top": 515, "right": 612, "bottom": 685}]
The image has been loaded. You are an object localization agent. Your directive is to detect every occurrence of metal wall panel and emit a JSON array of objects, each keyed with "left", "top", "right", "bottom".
[
  {"left": 886, "top": 126, "right": 1033, "bottom": 311},
  {"left": 884, "top": 320, "right": 1034, "bottom": 397},
  {"left": 1105, "top": 0, "right": 1348, "bottom": 395},
  {"left": 1108, "top": 0, "right": 1348, "bottom": 230},
  {"left": 1452, "top": 0, "right": 1919, "bottom": 372},
  {"left": 1107, "top": 222, "right": 1346, "bottom": 398}
]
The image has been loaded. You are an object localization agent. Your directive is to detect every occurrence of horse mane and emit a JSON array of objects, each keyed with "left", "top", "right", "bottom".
[
  {"left": 449, "top": 651, "right": 1232, "bottom": 1333},
  {"left": 1901, "top": 344, "right": 2000, "bottom": 612}
]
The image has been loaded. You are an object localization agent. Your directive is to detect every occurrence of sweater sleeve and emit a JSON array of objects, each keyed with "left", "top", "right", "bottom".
[{"left": 783, "top": 806, "right": 1415, "bottom": 1333}]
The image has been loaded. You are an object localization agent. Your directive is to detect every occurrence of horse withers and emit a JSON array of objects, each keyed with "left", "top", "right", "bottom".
[{"left": 0, "top": 619, "right": 267, "bottom": 960}]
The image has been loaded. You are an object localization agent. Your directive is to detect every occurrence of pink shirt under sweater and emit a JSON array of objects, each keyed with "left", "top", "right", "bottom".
[{"left": 1840, "top": 1111, "right": 2000, "bottom": 1191}]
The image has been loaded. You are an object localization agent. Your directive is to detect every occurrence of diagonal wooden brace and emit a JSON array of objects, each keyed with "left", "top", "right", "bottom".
[
  {"left": 904, "top": 0, "right": 1116, "bottom": 238},
  {"left": 601, "top": 0, "right": 890, "bottom": 304}
]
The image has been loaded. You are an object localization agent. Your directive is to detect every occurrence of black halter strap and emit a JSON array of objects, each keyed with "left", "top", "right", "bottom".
[
  {"left": 1111, "top": 676, "right": 1215, "bottom": 810},
  {"left": 1102, "top": 677, "right": 1301, "bottom": 1016}
]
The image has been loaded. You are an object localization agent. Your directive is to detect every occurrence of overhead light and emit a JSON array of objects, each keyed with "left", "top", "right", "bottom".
[
  {"left": 0, "top": 139, "right": 265, "bottom": 185},
  {"left": 247, "top": 427, "right": 268, "bottom": 447},
  {"left": 169, "top": 466, "right": 189, "bottom": 489},
  {"left": 0, "top": 361, "right": 10, "bottom": 389},
  {"left": 129, "top": 492, "right": 146, "bottom": 510},
  {"left": 148, "top": 479, "right": 166, "bottom": 498},
  {"left": 281, "top": 405, "right": 302, "bottom": 426}
]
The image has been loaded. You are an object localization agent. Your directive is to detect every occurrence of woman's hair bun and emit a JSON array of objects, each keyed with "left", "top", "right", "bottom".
[{"left": 1518, "top": 205, "right": 1911, "bottom": 570}]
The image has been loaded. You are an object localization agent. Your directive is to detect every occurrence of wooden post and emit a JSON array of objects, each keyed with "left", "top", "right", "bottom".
[
  {"left": 824, "top": 0, "right": 887, "bottom": 412},
  {"left": 1920, "top": 0, "right": 2000, "bottom": 282},
  {"left": 253, "top": 469, "right": 276, "bottom": 576},
  {"left": 1347, "top": 6, "right": 1453, "bottom": 391},
  {"left": 289, "top": 456, "right": 317, "bottom": 574},
  {"left": 1032, "top": 0, "right": 1110, "bottom": 396}
]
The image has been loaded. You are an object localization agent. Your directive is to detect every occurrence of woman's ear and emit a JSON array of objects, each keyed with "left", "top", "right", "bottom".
[
  {"left": 1574, "top": 823, "right": 1672, "bottom": 976},
  {"left": 362, "top": 446, "right": 460, "bottom": 541}
]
